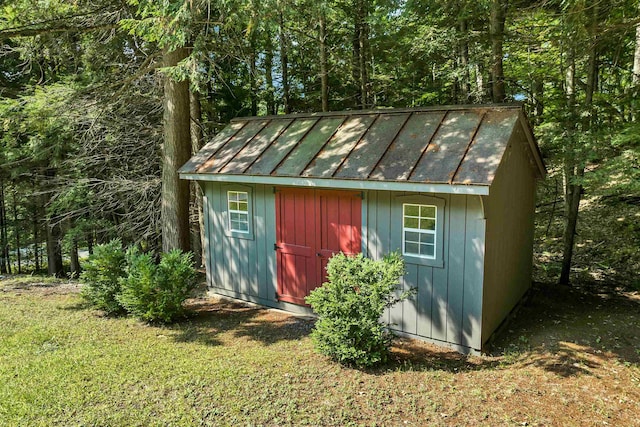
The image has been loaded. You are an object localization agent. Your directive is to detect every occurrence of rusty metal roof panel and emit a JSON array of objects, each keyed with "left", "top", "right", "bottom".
[
  {"left": 246, "top": 118, "right": 318, "bottom": 175},
  {"left": 409, "top": 110, "right": 483, "bottom": 183},
  {"left": 303, "top": 114, "right": 377, "bottom": 178},
  {"left": 369, "top": 111, "right": 445, "bottom": 181},
  {"left": 275, "top": 117, "right": 344, "bottom": 176},
  {"left": 220, "top": 119, "right": 293, "bottom": 174},
  {"left": 334, "top": 113, "right": 409, "bottom": 179},
  {"left": 454, "top": 110, "right": 519, "bottom": 184},
  {"left": 198, "top": 120, "right": 268, "bottom": 173},
  {"left": 179, "top": 121, "right": 245, "bottom": 174},
  {"left": 182, "top": 105, "right": 542, "bottom": 187}
]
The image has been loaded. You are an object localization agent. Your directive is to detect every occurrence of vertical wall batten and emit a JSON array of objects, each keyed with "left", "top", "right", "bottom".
[
  {"left": 446, "top": 195, "right": 467, "bottom": 345},
  {"left": 431, "top": 193, "right": 450, "bottom": 342},
  {"left": 462, "top": 195, "right": 485, "bottom": 349},
  {"left": 202, "top": 189, "right": 212, "bottom": 288},
  {"left": 403, "top": 263, "right": 419, "bottom": 335},
  {"left": 376, "top": 191, "right": 392, "bottom": 325},
  {"left": 416, "top": 265, "right": 434, "bottom": 337}
]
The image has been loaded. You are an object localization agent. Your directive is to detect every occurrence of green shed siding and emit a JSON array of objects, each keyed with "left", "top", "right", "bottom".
[
  {"left": 203, "top": 182, "right": 279, "bottom": 307},
  {"left": 364, "top": 191, "right": 485, "bottom": 351},
  {"left": 481, "top": 122, "right": 537, "bottom": 343}
]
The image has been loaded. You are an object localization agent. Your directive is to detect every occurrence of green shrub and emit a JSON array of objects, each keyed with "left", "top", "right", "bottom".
[
  {"left": 305, "top": 252, "right": 408, "bottom": 368},
  {"left": 80, "top": 240, "right": 126, "bottom": 315},
  {"left": 118, "top": 248, "right": 196, "bottom": 323}
]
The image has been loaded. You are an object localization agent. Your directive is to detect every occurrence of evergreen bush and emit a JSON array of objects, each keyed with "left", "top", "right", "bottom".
[
  {"left": 305, "top": 252, "right": 408, "bottom": 368},
  {"left": 118, "top": 248, "right": 196, "bottom": 323},
  {"left": 80, "top": 239, "right": 126, "bottom": 315}
]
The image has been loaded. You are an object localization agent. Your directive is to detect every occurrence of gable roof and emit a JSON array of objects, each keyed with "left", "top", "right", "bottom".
[{"left": 180, "top": 105, "right": 545, "bottom": 195}]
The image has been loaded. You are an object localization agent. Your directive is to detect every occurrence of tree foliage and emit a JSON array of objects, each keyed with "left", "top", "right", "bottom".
[{"left": 0, "top": 0, "right": 637, "bottom": 285}]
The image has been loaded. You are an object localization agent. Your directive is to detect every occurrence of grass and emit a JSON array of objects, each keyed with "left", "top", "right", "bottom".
[{"left": 1, "top": 276, "right": 639, "bottom": 426}]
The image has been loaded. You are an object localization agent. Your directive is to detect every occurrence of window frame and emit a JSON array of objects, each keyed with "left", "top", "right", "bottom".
[
  {"left": 227, "top": 190, "right": 250, "bottom": 234},
  {"left": 393, "top": 194, "right": 445, "bottom": 268},
  {"left": 402, "top": 203, "right": 437, "bottom": 260},
  {"left": 223, "top": 185, "right": 254, "bottom": 240}
]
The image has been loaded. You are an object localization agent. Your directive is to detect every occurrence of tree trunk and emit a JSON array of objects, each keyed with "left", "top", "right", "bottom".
[
  {"left": 359, "top": 1, "right": 370, "bottom": 109},
  {"left": 279, "top": 9, "right": 291, "bottom": 114},
  {"left": 0, "top": 179, "right": 7, "bottom": 274},
  {"left": 319, "top": 8, "right": 329, "bottom": 112},
  {"left": 161, "top": 47, "right": 192, "bottom": 253},
  {"left": 33, "top": 195, "right": 40, "bottom": 272},
  {"left": 459, "top": 19, "right": 471, "bottom": 103},
  {"left": 352, "top": 0, "right": 370, "bottom": 109},
  {"left": 249, "top": 32, "right": 258, "bottom": 116},
  {"left": 559, "top": 14, "right": 598, "bottom": 286},
  {"left": 352, "top": 0, "right": 362, "bottom": 109},
  {"left": 12, "top": 188, "right": 21, "bottom": 274},
  {"left": 190, "top": 90, "right": 205, "bottom": 267},
  {"left": 265, "top": 30, "right": 276, "bottom": 115},
  {"left": 489, "top": 0, "right": 508, "bottom": 103},
  {"left": 531, "top": 77, "right": 544, "bottom": 125},
  {"left": 475, "top": 63, "right": 485, "bottom": 102},
  {"left": 87, "top": 230, "right": 93, "bottom": 255},
  {"left": 633, "top": 23, "right": 640, "bottom": 86},
  {"left": 69, "top": 237, "right": 80, "bottom": 278},
  {"left": 45, "top": 203, "right": 64, "bottom": 278}
]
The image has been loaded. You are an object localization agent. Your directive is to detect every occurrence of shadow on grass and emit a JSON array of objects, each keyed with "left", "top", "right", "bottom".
[
  {"left": 486, "top": 283, "right": 640, "bottom": 377},
  {"left": 166, "top": 298, "right": 314, "bottom": 347},
  {"left": 349, "top": 282, "right": 640, "bottom": 376}
]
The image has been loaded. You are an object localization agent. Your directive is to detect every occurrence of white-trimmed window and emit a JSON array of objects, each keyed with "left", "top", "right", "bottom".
[
  {"left": 227, "top": 191, "right": 249, "bottom": 233},
  {"left": 402, "top": 203, "right": 437, "bottom": 259}
]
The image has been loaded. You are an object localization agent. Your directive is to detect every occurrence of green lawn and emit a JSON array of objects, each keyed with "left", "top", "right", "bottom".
[{"left": 1, "top": 277, "right": 639, "bottom": 426}]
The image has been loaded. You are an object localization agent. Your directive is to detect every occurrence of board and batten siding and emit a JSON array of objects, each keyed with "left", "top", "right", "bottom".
[
  {"left": 202, "top": 183, "right": 486, "bottom": 351},
  {"left": 365, "top": 191, "right": 485, "bottom": 352},
  {"left": 202, "top": 182, "right": 315, "bottom": 315},
  {"left": 481, "top": 122, "right": 537, "bottom": 343},
  {"left": 203, "top": 182, "right": 278, "bottom": 308}
]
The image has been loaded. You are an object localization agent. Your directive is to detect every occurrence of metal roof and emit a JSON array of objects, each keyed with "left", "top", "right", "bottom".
[{"left": 180, "top": 105, "right": 545, "bottom": 189}]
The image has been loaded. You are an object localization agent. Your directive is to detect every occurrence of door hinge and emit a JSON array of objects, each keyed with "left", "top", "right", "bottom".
[{"left": 274, "top": 243, "right": 281, "bottom": 250}]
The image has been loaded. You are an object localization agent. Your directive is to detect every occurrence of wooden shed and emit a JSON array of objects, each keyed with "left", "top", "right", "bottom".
[{"left": 179, "top": 104, "right": 546, "bottom": 354}]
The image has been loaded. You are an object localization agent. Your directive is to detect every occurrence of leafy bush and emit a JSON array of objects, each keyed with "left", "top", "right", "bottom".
[
  {"left": 118, "top": 248, "right": 196, "bottom": 323},
  {"left": 305, "top": 252, "right": 408, "bottom": 368},
  {"left": 80, "top": 240, "right": 126, "bottom": 315}
]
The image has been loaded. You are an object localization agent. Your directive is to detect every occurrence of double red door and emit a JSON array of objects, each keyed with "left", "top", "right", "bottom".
[{"left": 275, "top": 188, "right": 362, "bottom": 305}]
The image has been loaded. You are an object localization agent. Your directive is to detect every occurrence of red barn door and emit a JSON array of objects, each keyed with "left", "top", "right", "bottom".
[{"left": 275, "top": 188, "right": 361, "bottom": 305}]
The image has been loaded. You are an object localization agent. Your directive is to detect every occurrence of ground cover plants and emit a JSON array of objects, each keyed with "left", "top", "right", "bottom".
[{"left": 1, "top": 276, "right": 638, "bottom": 426}]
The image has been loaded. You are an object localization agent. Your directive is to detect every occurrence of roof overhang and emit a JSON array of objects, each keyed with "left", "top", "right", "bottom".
[{"left": 180, "top": 173, "right": 490, "bottom": 195}]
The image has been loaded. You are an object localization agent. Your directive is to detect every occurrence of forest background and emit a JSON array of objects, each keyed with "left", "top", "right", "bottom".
[{"left": 0, "top": 0, "right": 638, "bottom": 289}]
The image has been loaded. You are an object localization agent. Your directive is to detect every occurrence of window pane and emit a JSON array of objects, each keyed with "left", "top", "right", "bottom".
[
  {"left": 420, "top": 218, "right": 436, "bottom": 230},
  {"left": 237, "top": 201, "right": 248, "bottom": 212},
  {"left": 420, "top": 233, "right": 435, "bottom": 244},
  {"left": 404, "top": 242, "right": 419, "bottom": 255},
  {"left": 236, "top": 222, "right": 249, "bottom": 232},
  {"left": 228, "top": 201, "right": 238, "bottom": 210},
  {"left": 404, "top": 217, "right": 419, "bottom": 228},
  {"left": 404, "top": 204, "right": 419, "bottom": 216},
  {"left": 237, "top": 192, "right": 248, "bottom": 202},
  {"left": 420, "top": 243, "right": 435, "bottom": 257},
  {"left": 405, "top": 231, "right": 420, "bottom": 243},
  {"left": 421, "top": 205, "right": 436, "bottom": 218}
]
